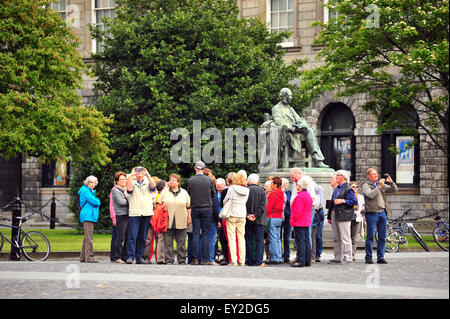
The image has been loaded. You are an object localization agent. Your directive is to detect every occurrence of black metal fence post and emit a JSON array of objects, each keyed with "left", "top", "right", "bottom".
[
  {"left": 10, "top": 193, "right": 21, "bottom": 261},
  {"left": 50, "top": 191, "right": 56, "bottom": 229}
]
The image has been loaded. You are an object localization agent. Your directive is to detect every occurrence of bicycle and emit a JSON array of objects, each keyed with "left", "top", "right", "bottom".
[
  {"left": 387, "top": 209, "right": 430, "bottom": 252},
  {"left": 433, "top": 215, "right": 449, "bottom": 252},
  {"left": 384, "top": 222, "right": 406, "bottom": 253},
  {"left": 0, "top": 212, "right": 51, "bottom": 261}
]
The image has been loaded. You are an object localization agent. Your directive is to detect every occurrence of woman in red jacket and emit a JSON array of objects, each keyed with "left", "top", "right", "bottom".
[
  {"left": 290, "top": 178, "right": 313, "bottom": 267},
  {"left": 266, "top": 176, "right": 285, "bottom": 264}
]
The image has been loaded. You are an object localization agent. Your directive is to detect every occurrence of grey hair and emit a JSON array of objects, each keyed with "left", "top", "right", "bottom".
[
  {"left": 264, "top": 180, "right": 272, "bottom": 187},
  {"left": 297, "top": 177, "right": 309, "bottom": 190},
  {"left": 247, "top": 173, "right": 259, "bottom": 185},
  {"left": 336, "top": 170, "right": 350, "bottom": 181},
  {"left": 281, "top": 178, "right": 289, "bottom": 188},
  {"left": 290, "top": 167, "right": 302, "bottom": 175},
  {"left": 83, "top": 175, "right": 98, "bottom": 186},
  {"left": 216, "top": 178, "right": 226, "bottom": 185},
  {"left": 301, "top": 175, "right": 315, "bottom": 188}
]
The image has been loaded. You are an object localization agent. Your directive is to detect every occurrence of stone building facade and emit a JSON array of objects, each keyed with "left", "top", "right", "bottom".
[{"left": 1, "top": 0, "right": 447, "bottom": 225}]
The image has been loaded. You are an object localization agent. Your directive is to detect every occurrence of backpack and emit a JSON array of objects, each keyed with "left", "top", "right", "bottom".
[
  {"left": 74, "top": 191, "right": 87, "bottom": 214},
  {"left": 151, "top": 203, "right": 168, "bottom": 234}
]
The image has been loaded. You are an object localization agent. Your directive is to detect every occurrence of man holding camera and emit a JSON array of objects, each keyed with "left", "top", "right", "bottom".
[
  {"left": 362, "top": 168, "right": 398, "bottom": 264},
  {"left": 126, "top": 166, "right": 156, "bottom": 264}
]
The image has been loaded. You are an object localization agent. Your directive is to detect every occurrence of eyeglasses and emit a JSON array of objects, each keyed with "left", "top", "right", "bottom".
[{"left": 352, "top": 186, "right": 358, "bottom": 189}]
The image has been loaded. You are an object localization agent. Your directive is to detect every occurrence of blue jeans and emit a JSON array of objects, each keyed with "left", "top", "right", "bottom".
[
  {"left": 282, "top": 214, "right": 291, "bottom": 261},
  {"left": 315, "top": 209, "right": 325, "bottom": 258},
  {"left": 208, "top": 221, "right": 218, "bottom": 262},
  {"left": 127, "top": 215, "right": 151, "bottom": 260},
  {"left": 191, "top": 210, "right": 212, "bottom": 262},
  {"left": 187, "top": 232, "right": 203, "bottom": 264},
  {"left": 293, "top": 226, "right": 311, "bottom": 266},
  {"left": 268, "top": 218, "right": 283, "bottom": 262},
  {"left": 365, "top": 211, "right": 387, "bottom": 260},
  {"left": 245, "top": 223, "right": 265, "bottom": 266}
]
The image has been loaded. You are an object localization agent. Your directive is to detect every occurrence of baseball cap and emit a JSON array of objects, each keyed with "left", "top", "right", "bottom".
[{"left": 194, "top": 160, "right": 206, "bottom": 170}]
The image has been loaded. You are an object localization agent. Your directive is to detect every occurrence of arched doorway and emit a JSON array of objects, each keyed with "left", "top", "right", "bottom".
[{"left": 320, "top": 103, "right": 356, "bottom": 179}]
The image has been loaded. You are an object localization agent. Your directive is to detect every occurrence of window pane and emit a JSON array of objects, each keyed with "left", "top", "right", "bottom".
[
  {"left": 271, "top": 0, "right": 279, "bottom": 12},
  {"left": 42, "top": 158, "right": 70, "bottom": 187},
  {"left": 279, "top": 12, "right": 287, "bottom": 27},
  {"left": 288, "top": 11, "right": 294, "bottom": 26},
  {"left": 271, "top": 13, "right": 279, "bottom": 28},
  {"left": 55, "top": 157, "right": 68, "bottom": 186},
  {"left": 334, "top": 137, "right": 352, "bottom": 173},
  {"left": 288, "top": 0, "right": 294, "bottom": 10},
  {"left": 279, "top": 0, "right": 287, "bottom": 11},
  {"left": 96, "top": 10, "right": 103, "bottom": 23},
  {"left": 396, "top": 136, "right": 415, "bottom": 184}
]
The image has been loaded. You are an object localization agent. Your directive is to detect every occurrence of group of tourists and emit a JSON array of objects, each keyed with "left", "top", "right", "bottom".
[{"left": 78, "top": 162, "right": 397, "bottom": 266}]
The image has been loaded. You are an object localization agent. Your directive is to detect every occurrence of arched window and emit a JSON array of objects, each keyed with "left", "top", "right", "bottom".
[
  {"left": 320, "top": 103, "right": 355, "bottom": 179},
  {"left": 381, "top": 106, "right": 419, "bottom": 187}
]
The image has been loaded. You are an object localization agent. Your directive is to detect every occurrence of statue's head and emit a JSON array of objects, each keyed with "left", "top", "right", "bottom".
[{"left": 279, "top": 88, "right": 292, "bottom": 104}]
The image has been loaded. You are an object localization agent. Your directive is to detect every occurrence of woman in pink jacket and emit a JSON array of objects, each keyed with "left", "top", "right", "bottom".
[{"left": 290, "top": 178, "right": 313, "bottom": 267}]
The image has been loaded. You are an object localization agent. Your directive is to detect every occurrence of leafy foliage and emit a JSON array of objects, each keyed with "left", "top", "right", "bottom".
[
  {"left": 0, "top": 0, "right": 112, "bottom": 166},
  {"left": 300, "top": 0, "right": 448, "bottom": 155},
  {"left": 70, "top": 0, "right": 305, "bottom": 229}
]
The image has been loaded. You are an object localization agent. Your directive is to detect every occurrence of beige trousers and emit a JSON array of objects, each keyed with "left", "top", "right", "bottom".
[
  {"left": 80, "top": 221, "right": 95, "bottom": 262},
  {"left": 226, "top": 216, "right": 246, "bottom": 264},
  {"left": 331, "top": 210, "right": 352, "bottom": 262}
]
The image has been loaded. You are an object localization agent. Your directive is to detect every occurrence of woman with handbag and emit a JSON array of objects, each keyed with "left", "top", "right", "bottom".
[
  {"left": 222, "top": 172, "right": 249, "bottom": 266},
  {"left": 158, "top": 174, "right": 191, "bottom": 265}
]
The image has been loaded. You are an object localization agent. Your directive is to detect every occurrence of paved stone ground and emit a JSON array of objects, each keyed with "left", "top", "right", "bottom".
[{"left": 0, "top": 251, "right": 448, "bottom": 302}]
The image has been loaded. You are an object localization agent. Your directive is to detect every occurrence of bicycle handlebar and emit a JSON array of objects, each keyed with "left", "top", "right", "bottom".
[{"left": 389, "top": 209, "right": 412, "bottom": 223}]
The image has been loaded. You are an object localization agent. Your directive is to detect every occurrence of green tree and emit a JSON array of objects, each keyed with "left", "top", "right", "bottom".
[
  {"left": 300, "top": 0, "right": 448, "bottom": 156},
  {"left": 0, "top": 0, "right": 112, "bottom": 167},
  {"left": 71, "top": 0, "right": 305, "bottom": 229}
]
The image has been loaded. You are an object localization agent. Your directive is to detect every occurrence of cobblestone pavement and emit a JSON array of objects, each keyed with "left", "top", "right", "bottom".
[{"left": 0, "top": 251, "right": 448, "bottom": 302}]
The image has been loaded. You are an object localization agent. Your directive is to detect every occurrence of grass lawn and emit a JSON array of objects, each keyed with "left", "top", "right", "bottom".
[
  {"left": 0, "top": 228, "right": 112, "bottom": 252},
  {"left": 0, "top": 228, "right": 442, "bottom": 253}
]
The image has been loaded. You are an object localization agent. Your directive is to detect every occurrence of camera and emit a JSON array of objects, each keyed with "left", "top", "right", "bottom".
[{"left": 135, "top": 166, "right": 143, "bottom": 172}]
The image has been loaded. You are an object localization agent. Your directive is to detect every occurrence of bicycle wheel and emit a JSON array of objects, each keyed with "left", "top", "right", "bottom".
[
  {"left": 433, "top": 225, "right": 449, "bottom": 252},
  {"left": 20, "top": 231, "right": 51, "bottom": 261},
  {"left": 409, "top": 227, "right": 430, "bottom": 252},
  {"left": 385, "top": 234, "right": 399, "bottom": 253}
]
